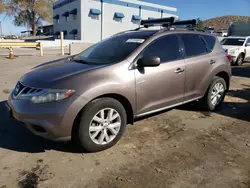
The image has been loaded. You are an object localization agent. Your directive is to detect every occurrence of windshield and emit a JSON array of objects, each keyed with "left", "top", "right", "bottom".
[
  {"left": 221, "top": 38, "right": 245, "bottom": 46},
  {"left": 74, "top": 31, "right": 156, "bottom": 65}
]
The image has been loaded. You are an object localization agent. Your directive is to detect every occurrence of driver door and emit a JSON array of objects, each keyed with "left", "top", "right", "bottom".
[{"left": 135, "top": 34, "right": 186, "bottom": 116}]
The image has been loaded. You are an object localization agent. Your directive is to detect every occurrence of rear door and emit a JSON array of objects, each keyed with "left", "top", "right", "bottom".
[
  {"left": 180, "top": 33, "right": 216, "bottom": 101},
  {"left": 135, "top": 34, "right": 186, "bottom": 116}
]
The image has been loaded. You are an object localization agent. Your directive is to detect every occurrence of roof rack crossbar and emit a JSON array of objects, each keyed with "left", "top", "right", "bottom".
[
  {"left": 141, "top": 17, "right": 175, "bottom": 27},
  {"left": 171, "top": 19, "right": 197, "bottom": 27},
  {"left": 140, "top": 17, "right": 197, "bottom": 29}
]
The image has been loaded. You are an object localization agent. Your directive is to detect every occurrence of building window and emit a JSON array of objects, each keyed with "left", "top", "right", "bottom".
[
  {"left": 63, "top": 30, "right": 67, "bottom": 38},
  {"left": 62, "top": 11, "right": 69, "bottom": 22},
  {"left": 54, "top": 31, "right": 60, "bottom": 39},
  {"left": 114, "top": 12, "right": 125, "bottom": 23},
  {"left": 132, "top": 15, "right": 141, "bottom": 25},
  {"left": 70, "top": 29, "right": 78, "bottom": 40},
  {"left": 53, "top": 15, "right": 60, "bottom": 24},
  {"left": 89, "top": 8, "right": 101, "bottom": 20},
  {"left": 70, "top": 9, "right": 78, "bottom": 20}
]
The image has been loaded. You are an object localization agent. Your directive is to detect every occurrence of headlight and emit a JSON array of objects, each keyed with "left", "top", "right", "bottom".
[
  {"left": 229, "top": 48, "right": 239, "bottom": 54},
  {"left": 31, "top": 89, "right": 75, "bottom": 104}
]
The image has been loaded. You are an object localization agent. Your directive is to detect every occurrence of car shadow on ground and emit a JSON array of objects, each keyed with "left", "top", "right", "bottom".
[
  {"left": 0, "top": 101, "right": 83, "bottom": 153},
  {"left": 232, "top": 63, "right": 250, "bottom": 78},
  {"left": 178, "top": 87, "right": 250, "bottom": 122}
]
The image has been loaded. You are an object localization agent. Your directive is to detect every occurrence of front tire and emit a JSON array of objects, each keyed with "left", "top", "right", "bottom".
[
  {"left": 199, "top": 76, "right": 227, "bottom": 111},
  {"left": 77, "top": 98, "right": 127, "bottom": 152},
  {"left": 235, "top": 53, "right": 244, "bottom": 66}
]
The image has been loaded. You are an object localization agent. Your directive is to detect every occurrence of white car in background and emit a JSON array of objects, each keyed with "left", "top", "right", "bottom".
[{"left": 221, "top": 36, "right": 250, "bottom": 66}]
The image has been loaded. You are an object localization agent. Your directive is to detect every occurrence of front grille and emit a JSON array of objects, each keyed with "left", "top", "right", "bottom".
[{"left": 13, "top": 82, "right": 44, "bottom": 98}]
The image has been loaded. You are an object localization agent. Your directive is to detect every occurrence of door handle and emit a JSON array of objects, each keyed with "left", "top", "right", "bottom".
[
  {"left": 210, "top": 60, "right": 216, "bottom": 65},
  {"left": 175, "top": 68, "right": 185, "bottom": 73}
]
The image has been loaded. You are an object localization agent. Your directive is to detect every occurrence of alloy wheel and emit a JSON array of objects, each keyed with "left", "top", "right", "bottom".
[
  {"left": 89, "top": 108, "right": 121, "bottom": 145},
  {"left": 211, "top": 83, "right": 225, "bottom": 106}
]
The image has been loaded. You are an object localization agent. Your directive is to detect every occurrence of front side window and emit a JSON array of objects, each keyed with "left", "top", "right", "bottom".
[
  {"left": 140, "top": 34, "right": 181, "bottom": 63},
  {"left": 221, "top": 38, "right": 245, "bottom": 46},
  {"left": 74, "top": 31, "right": 156, "bottom": 65},
  {"left": 181, "top": 34, "right": 207, "bottom": 58}
]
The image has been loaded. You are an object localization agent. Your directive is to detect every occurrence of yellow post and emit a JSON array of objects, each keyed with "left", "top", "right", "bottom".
[
  {"left": 40, "top": 42, "right": 43, "bottom": 56},
  {"left": 60, "top": 31, "right": 64, "bottom": 56}
]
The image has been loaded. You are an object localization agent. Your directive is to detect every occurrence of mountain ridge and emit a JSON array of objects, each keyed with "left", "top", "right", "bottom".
[{"left": 203, "top": 15, "right": 250, "bottom": 31}]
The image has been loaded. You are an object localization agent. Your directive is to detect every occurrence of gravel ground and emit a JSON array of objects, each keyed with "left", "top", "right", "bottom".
[{"left": 0, "top": 55, "right": 250, "bottom": 188}]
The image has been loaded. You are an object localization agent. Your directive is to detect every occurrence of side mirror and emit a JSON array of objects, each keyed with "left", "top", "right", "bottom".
[
  {"left": 246, "top": 43, "right": 250, "bottom": 47},
  {"left": 137, "top": 56, "right": 161, "bottom": 68}
]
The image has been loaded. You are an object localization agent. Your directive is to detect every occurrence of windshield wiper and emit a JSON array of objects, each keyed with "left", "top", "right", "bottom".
[{"left": 73, "top": 59, "right": 91, "bottom": 64}]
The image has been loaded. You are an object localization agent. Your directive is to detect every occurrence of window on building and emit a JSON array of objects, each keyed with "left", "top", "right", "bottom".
[
  {"left": 70, "top": 9, "right": 78, "bottom": 20},
  {"left": 132, "top": 15, "right": 141, "bottom": 25},
  {"left": 62, "top": 11, "right": 69, "bottom": 22},
  {"left": 53, "top": 15, "right": 60, "bottom": 24},
  {"left": 140, "top": 34, "right": 181, "bottom": 63},
  {"left": 181, "top": 34, "right": 207, "bottom": 58},
  {"left": 114, "top": 12, "right": 125, "bottom": 23},
  {"left": 73, "top": 34, "right": 78, "bottom": 40},
  {"left": 89, "top": 8, "right": 101, "bottom": 20},
  {"left": 70, "top": 29, "right": 78, "bottom": 40}
]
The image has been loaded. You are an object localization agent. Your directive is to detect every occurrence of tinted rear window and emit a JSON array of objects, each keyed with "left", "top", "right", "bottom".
[
  {"left": 202, "top": 35, "right": 216, "bottom": 51},
  {"left": 181, "top": 34, "right": 207, "bottom": 58}
]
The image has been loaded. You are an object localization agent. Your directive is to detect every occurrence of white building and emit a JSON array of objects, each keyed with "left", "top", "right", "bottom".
[{"left": 53, "top": 0, "right": 178, "bottom": 43}]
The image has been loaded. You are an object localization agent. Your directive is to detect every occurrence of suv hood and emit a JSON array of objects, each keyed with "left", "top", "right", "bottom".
[
  {"left": 222, "top": 45, "right": 241, "bottom": 51},
  {"left": 20, "top": 57, "right": 104, "bottom": 88}
]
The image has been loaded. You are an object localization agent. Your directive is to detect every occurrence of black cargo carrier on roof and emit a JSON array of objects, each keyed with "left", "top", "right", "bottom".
[{"left": 140, "top": 17, "right": 197, "bottom": 28}]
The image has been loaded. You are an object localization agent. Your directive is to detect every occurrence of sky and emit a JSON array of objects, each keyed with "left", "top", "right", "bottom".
[
  {"left": 144, "top": 0, "right": 250, "bottom": 20},
  {"left": 0, "top": 0, "right": 250, "bottom": 35}
]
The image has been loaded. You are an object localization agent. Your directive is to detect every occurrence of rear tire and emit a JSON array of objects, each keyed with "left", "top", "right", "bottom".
[
  {"left": 77, "top": 98, "right": 127, "bottom": 152},
  {"left": 199, "top": 76, "right": 227, "bottom": 111},
  {"left": 235, "top": 53, "right": 244, "bottom": 66}
]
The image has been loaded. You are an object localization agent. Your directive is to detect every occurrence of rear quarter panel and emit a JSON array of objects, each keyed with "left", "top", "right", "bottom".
[{"left": 199, "top": 38, "right": 231, "bottom": 97}]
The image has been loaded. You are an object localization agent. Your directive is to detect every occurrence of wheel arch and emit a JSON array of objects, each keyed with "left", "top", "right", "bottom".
[
  {"left": 71, "top": 93, "right": 134, "bottom": 139},
  {"left": 215, "top": 71, "right": 230, "bottom": 91}
]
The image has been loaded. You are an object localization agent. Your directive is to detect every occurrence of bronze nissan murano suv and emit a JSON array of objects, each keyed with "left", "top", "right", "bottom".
[{"left": 6, "top": 18, "right": 231, "bottom": 152}]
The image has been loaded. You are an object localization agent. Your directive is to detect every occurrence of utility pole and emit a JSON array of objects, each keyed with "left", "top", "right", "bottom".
[{"left": 101, "top": 0, "right": 103, "bottom": 41}]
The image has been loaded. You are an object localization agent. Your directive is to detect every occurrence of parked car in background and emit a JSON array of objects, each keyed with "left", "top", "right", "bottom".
[
  {"left": 3, "top": 35, "right": 18, "bottom": 39},
  {"left": 216, "top": 32, "right": 228, "bottom": 37},
  {"left": 6, "top": 18, "right": 231, "bottom": 152},
  {"left": 221, "top": 36, "right": 250, "bottom": 66}
]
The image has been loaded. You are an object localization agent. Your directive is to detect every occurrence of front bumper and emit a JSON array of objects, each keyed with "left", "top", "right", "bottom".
[{"left": 7, "top": 92, "right": 87, "bottom": 141}]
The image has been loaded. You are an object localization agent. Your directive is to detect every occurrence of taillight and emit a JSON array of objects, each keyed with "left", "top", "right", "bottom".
[{"left": 226, "top": 55, "right": 232, "bottom": 62}]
